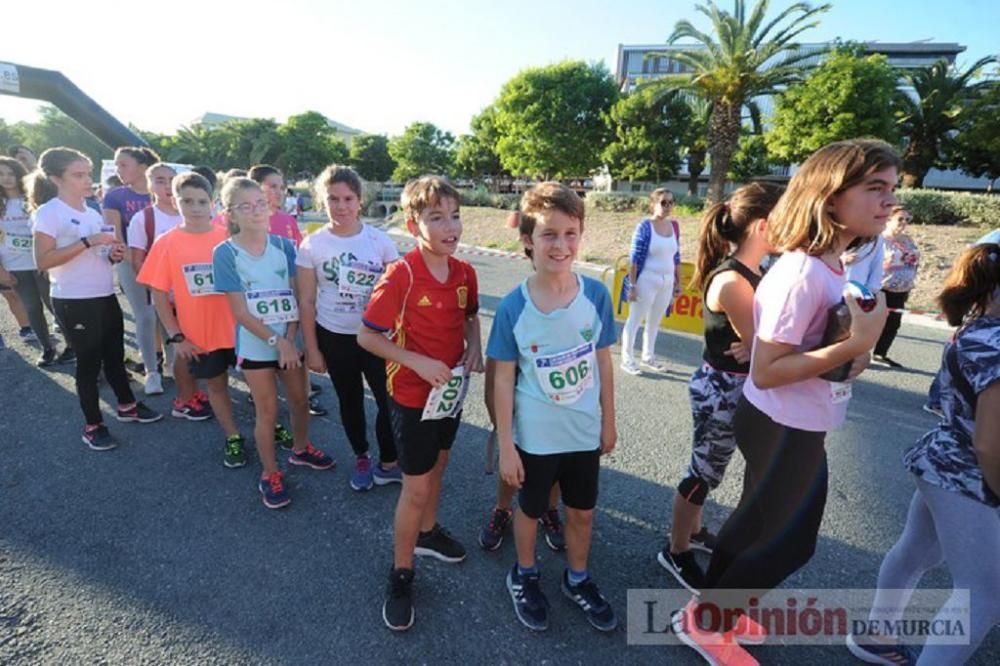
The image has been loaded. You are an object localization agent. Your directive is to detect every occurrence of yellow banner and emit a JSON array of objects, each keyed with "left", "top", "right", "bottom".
[{"left": 605, "top": 256, "right": 705, "bottom": 335}]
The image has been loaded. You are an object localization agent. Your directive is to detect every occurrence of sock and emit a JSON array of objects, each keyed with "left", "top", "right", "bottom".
[
  {"left": 567, "top": 567, "right": 588, "bottom": 585},
  {"left": 84, "top": 423, "right": 102, "bottom": 433},
  {"left": 517, "top": 563, "right": 538, "bottom": 577}
]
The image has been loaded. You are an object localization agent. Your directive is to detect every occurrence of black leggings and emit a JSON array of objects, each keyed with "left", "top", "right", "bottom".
[
  {"left": 874, "top": 290, "right": 908, "bottom": 357},
  {"left": 12, "top": 270, "right": 57, "bottom": 352},
  {"left": 53, "top": 295, "right": 136, "bottom": 425},
  {"left": 698, "top": 397, "right": 828, "bottom": 631},
  {"left": 316, "top": 325, "right": 397, "bottom": 463}
]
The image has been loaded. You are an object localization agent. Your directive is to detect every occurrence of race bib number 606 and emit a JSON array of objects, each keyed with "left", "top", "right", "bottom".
[{"left": 533, "top": 342, "right": 595, "bottom": 405}]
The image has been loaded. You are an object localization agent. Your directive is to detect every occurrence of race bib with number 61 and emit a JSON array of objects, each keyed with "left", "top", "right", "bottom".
[
  {"left": 182, "top": 263, "right": 215, "bottom": 296},
  {"left": 422, "top": 366, "right": 470, "bottom": 421},
  {"left": 246, "top": 288, "right": 299, "bottom": 325},
  {"left": 533, "top": 342, "right": 595, "bottom": 405}
]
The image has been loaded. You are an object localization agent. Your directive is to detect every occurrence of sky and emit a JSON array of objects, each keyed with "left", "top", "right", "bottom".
[{"left": 1, "top": 0, "right": 997, "bottom": 140}]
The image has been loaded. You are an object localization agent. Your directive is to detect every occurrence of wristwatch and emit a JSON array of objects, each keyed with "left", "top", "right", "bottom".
[
  {"left": 267, "top": 334, "right": 279, "bottom": 347},
  {"left": 81, "top": 236, "right": 91, "bottom": 248},
  {"left": 166, "top": 332, "right": 186, "bottom": 345}
]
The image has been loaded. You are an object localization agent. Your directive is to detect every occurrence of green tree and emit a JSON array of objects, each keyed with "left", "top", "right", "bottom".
[
  {"left": 388, "top": 122, "right": 455, "bottom": 182},
  {"left": 765, "top": 46, "right": 899, "bottom": 164},
  {"left": 0, "top": 119, "right": 26, "bottom": 154},
  {"left": 602, "top": 87, "right": 691, "bottom": 182},
  {"left": 680, "top": 97, "right": 711, "bottom": 196},
  {"left": 493, "top": 61, "right": 618, "bottom": 179},
  {"left": 278, "top": 111, "right": 348, "bottom": 178},
  {"left": 652, "top": 0, "right": 830, "bottom": 202},
  {"left": 897, "top": 56, "right": 999, "bottom": 188},
  {"left": 951, "top": 80, "right": 1000, "bottom": 191},
  {"left": 15, "top": 105, "right": 113, "bottom": 176},
  {"left": 454, "top": 107, "right": 503, "bottom": 180},
  {"left": 348, "top": 134, "right": 396, "bottom": 182},
  {"left": 728, "top": 133, "right": 772, "bottom": 181}
]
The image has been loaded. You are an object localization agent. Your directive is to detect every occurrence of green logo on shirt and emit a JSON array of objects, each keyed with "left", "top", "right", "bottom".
[
  {"left": 580, "top": 327, "right": 593, "bottom": 342},
  {"left": 276, "top": 268, "right": 287, "bottom": 279}
]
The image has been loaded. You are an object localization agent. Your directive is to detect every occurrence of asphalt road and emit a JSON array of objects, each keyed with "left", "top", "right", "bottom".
[{"left": 1, "top": 240, "right": 996, "bottom": 665}]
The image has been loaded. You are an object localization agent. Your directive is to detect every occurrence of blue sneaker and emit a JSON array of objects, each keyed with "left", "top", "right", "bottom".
[
  {"left": 507, "top": 564, "right": 549, "bottom": 631},
  {"left": 258, "top": 471, "right": 291, "bottom": 509},
  {"left": 561, "top": 570, "right": 617, "bottom": 632},
  {"left": 351, "top": 455, "right": 374, "bottom": 491},
  {"left": 288, "top": 443, "right": 335, "bottom": 470},
  {"left": 373, "top": 462, "right": 403, "bottom": 486}
]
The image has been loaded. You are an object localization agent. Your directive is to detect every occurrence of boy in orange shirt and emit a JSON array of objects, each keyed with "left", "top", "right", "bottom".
[{"left": 137, "top": 172, "right": 247, "bottom": 467}]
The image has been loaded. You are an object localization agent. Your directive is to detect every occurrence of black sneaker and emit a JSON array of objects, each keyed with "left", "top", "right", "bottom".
[
  {"left": 116, "top": 401, "right": 163, "bottom": 423},
  {"left": 507, "top": 564, "right": 549, "bottom": 631},
  {"left": 383, "top": 568, "right": 415, "bottom": 631},
  {"left": 308, "top": 396, "right": 328, "bottom": 416},
  {"left": 561, "top": 570, "right": 617, "bottom": 632},
  {"left": 414, "top": 524, "right": 466, "bottom": 563},
  {"left": 689, "top": 527, "right": 717, "bottom": 554},
  {"left": 56, "top": 348, "right": 76, "bottom": 365},
  {"left": 479, "top": 507, "right": 513, "bottom": 551},
  {"left": 37, "top": 348, "right": 58, "bottom": 368},
  {"left": 540, "top": 508, "right": 566, "bottom": 552},
  {"left": 882, "top": 356, "right": 904, "bottom": 369},
  {"left": 309, "top": 382, "right": 322, "bottom": 398},
  {"left": 124, "top": 358, "right": 145, "bottom": 374},
  {"left": 657, "top": 546, "right": 706, "bottom": 595},
  {"left": 82, "top": 425, "right": 118, "bottom": 451}
]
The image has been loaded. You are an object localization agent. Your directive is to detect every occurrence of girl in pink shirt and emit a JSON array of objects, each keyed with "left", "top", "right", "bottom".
[
  {"left": 676, "top": 139, "right": 895, "bottom": 663},
  {"left": 248, "top": 164, "right": 303, "bottom": 246}
]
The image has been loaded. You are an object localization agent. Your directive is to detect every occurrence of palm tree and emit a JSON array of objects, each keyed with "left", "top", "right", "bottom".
[
  {"left": 896, "top": 56, "right": 999, "bottom": 188},
  {"left": 651, "top": 0, "right": 830, "bottom": 202}
]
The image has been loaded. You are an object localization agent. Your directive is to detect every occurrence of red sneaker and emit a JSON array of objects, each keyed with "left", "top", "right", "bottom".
[
  {"left": 673, "top": 599, "right": 759, "bottom": 666},
  {"left": 728, "top": 613, "right": 767, "bottom": 645}
]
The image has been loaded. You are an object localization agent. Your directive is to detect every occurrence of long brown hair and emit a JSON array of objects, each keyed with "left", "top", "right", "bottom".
[
  {"left": 768, "top": 139, "right": 901, "bottom": 256},
  {"left": 0, "top": 156, "right": 28, "bottom": 212},
  {"left": 25, "top": 147, "right": 91, "bottom": 211},
  {"left": 691, "top": 182, "right": 784, "bottom": 290},
  {"left": 938, "top": 243, "right": 1000, "bottom": 327}
]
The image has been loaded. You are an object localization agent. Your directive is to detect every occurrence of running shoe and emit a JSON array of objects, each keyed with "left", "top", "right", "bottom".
[
  {"left": 414, "top": 524, "right": 466, "bottom": 563},
  {"left": 19, "top": 326, "right": 36, "bottom": 341},
  {"left": 620, "top": 359, "right": 642, "bottom": 376},
  {"left": 507, "top": 564, "right": 549, "bottom": 631},
  {"left": 37, "top": 348, "right": 58, "bottom": 368},
  {"left": 640, "top": 357, "right": 668, "bottom": 372},
  {"left": 730, "top": 613, "right": 768, "bottom": 646},
  {"left": 192, "top": 391, "right": 212, "bottom": 411},
  {"left": 922, "top": 404, "right": 944, "bottom": 419},
  {"left": 125, "top": 358, "right": 145, "bottom": 374},
  {"left": 171, "top": 397, "right": 213, "bottom": 421},
  {"left": 383, "top": 567, "right": 415, "bottom": 631},
  {"left": 258, "top": 471, "right": 291, "bottom": 509},
  {"left": 144, "top": 371, "right": 164, "bottom": 396},
  {"left": 479, "top": 507, "right": 513, "bottom": 551},
  {"left": 873, "top": 354, "right": 904, "bottom": 369},
  {"left": 116, "top": 402, "right": 163, "bottom": 423},
  {"left": 82, "top": 424, "right": 118, "bottom": 451},
  {"left": 56, "top": 348, "right": 76, "bottom": 365},
  {"left": 658, "top": 546, "right": 705, "bottom": 595},
  {"left": 224, "top": 434, "right": 247, "bottom": 468},
  {"left": 672, "top": 600, "right": 759, "bottom": 666},
  {"left": 373, "top": 463, "right": 403, "bottom": 485},
  {"left": 845, "top": 633, "right": 916, "bottom": 666},
  {"left": 351, "top": 455, "right": 374, "bottom": 491},
  {"left": 288, "top": 443, "right": 335, "bottom": 470},
  {"left": 309, "top": 382, "right": 322, "bottom": 399},
  {"left": 689, "top": 527, "right": 718, "bottom": 554},
  {"left": 540, "top": 508, "right": 567, "bottom": 552},
  {"left": 561, "top": 570, "right": 617, "bottom": 632},
  {"left": 308, "top": 396, "right": 328, "bottom": 416},
  {"left": 275, "top": 423, "right": 294, "bottom": 450}
]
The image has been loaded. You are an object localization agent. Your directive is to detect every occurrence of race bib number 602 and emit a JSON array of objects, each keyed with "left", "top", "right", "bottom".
[{"left": 422, "top": 366, "right": 470, "bottom": 421}]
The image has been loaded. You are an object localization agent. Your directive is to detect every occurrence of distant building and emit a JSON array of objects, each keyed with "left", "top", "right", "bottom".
[
  {"left": 613, "top": 41, "right": 991, "bottom": 192},
  {"left": 190, "top": 111, "right": 363, "bottom": 147}
]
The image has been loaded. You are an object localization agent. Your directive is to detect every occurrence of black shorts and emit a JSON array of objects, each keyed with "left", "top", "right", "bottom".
[
  {"left": 389, "top": 398, "right": 461, "bottom": 476},
  {"left": 516, "top": 447, "right": 601, "bottom": 519},
  {"left": 189, "top": 348, "right": 236, "bottom": 379},
  {"left": 238, "top": 354, "right": 305, "bottom": 371}
]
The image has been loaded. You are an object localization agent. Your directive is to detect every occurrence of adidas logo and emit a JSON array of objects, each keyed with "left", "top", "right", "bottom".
[{"left": 417, "top": 295, "right": 432, "bottom": 307}]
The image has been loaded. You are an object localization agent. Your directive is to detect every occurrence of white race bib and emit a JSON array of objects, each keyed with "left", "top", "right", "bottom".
[
  {"left": 182, "top": 263, "right": 215, "bottom": 296},
  {"left": 422, "top": 366, "right": 469, "bottom": 421},
  {"left": 830, "top": 381, "right": 852, "bottom": 405},
  {"left": 338, "top": 260, "right": 383, "bottom": 297},
  {"left": 533, "top": 342, "right": 595, "bottom": 405},
  {"left": 94, "top": 224, "right": 116, "bottom": 259},
  {"left": 246, "top": 288, "right": 299, "bottom": 325},
  {"left": 3, "top": 231, "right": 32, "bottom": 253}
]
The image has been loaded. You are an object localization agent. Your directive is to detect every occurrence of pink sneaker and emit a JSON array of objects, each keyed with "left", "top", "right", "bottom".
[{"left": 673, "top": 599, "right": 759, "bottom": 666}]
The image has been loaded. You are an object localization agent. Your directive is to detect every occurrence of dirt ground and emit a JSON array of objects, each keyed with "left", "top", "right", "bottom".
[{"left": 433, "top": 206, "right": 990, "bottom": 314}]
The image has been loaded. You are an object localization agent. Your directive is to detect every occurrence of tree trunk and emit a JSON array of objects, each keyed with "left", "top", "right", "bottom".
[
  {"left": 706, "top": 102, "right": 742, "bottom": 204},
  {"left": 901, "top": 143, "right": 933, "bottom": 189},
  {"left": 687, "top": 148, "right": 706, "bottom": 197}
]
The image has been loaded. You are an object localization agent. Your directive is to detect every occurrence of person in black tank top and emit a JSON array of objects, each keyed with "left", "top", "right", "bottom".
[{"left": 656, "top": 183, "right": 784, "bottom": 596}]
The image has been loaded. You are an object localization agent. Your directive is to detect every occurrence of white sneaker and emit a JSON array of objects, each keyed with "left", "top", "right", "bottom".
[
  {"left": 620, "top": 360, "right": 642, "bottom": 376},
  {"left": 640, "top": 357, "right": 667, "bottom": 373},
  {"left": 144, "top": 371, "right": 164, "bottom": 395}
]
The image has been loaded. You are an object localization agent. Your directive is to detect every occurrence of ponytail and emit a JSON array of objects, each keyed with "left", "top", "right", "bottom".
[
  {"left": 690, "top": 182, "right": 785, "bottom": 291},
  {"left": 26, "top": 170, "right": 57, "bottom": 211},
  {"left": 25, "top": 147, "right": 91, "bottom": 212},
  {"left": 938, "top": 243, "right": 1000, "bottom": 327}
]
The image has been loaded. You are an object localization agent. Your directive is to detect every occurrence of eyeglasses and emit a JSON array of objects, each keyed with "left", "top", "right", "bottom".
[
  {"left": 660, "top": 199, "right": 674, "bottom": 206},
  {"left": 229, "top": 200, "right": 270, "bottom": 214}
]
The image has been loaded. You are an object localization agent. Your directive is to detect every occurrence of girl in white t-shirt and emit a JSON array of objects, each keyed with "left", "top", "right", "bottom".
[
  {"left": 30, "top": 147, "right": 162, "bottom": 452},
  {"left": 298, "top": 165, "right": 401, "bottom": 491},
  {"left": 674, "top": 140, "right": 894, "bottom": 661}
]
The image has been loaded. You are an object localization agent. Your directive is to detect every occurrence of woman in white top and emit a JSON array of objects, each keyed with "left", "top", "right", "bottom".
[
  {"left": 298, "top": 165, "right": 401, "bottom": 492},
  {"left": 30, "top": 147, "right": 162, "bottom": 451},
  {"left": 621, "top": 188, "right": 682, "bottom": 375}
]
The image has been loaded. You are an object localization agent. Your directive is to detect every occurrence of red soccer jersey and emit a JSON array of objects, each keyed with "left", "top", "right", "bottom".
[{"left": 363, "top": 249, "right": 479, "bottom": 408}]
